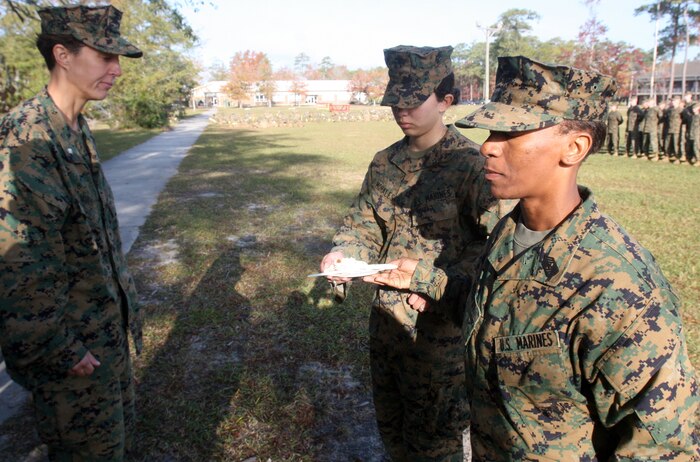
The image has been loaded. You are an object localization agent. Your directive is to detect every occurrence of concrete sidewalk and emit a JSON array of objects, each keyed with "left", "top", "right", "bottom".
[{"left": 0, "top": 109, "right": 214, "bottom": 429}]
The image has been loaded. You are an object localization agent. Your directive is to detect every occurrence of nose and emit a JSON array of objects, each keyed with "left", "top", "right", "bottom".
[
  {"left": 110, "top": 56, "right": 122, "bottom": 77},
  {"left": 480, "top": 132, "right": 501, "bottom": 158}
]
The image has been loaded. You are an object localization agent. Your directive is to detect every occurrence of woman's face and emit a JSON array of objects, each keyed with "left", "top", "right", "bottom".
[
  {"left": 391, "top": 93, "right": 450, "bottom": 141},
  {"left": 63, "top": 45, "right": 122, "bottom": 102}
]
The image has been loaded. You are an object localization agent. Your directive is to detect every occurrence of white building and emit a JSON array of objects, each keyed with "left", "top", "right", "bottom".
[
  {"left": 190, "top": 81, "right": 232, "bottom": 108},
  {"left": 190, "top": 79, "right": 363, "bottom": 108}
]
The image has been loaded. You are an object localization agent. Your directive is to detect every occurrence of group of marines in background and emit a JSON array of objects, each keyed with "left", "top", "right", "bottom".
[{"left": 605, "top": 92, "right": 700, "bottom": 165}]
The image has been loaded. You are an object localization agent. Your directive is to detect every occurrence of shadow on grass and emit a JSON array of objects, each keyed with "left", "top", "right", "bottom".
[
  {"left": 128, "top": 127, "right": 380, "bottom": 459},
  {"left": 131, "top": 246, "right": 250, "bottom": 461}
]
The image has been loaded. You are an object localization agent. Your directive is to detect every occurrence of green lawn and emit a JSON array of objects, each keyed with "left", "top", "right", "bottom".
[
  {"left": 92, "top": 127, "right": 163, "bottom": 162},
  {"left": 114, "top": 107, "right": 700, "bottom": 460},
  {"left": 3, "top": 107, "right": 696, "bottom": 460}
]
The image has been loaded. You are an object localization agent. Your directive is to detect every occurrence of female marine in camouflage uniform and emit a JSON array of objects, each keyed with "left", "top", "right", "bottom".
[
  {"left": 0, "top": 6, "right": 142, "bottom": 461},
  {"left": 320, "top": 46, "right": 504, "bottom": 461}
]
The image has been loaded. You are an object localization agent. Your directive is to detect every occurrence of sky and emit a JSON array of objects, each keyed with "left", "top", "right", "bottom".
[{"left": 180, "top": 0, "right": 699, "bottom": 75}]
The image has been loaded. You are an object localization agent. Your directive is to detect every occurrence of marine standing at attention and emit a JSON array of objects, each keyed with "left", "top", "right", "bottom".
[
  {"left": 664, "top": 97, "right": 684, "bottom": 162},
  {"left": 605, "top": 102, "right": 623, "bottom": 155},
  {"left": 625, "top": 96, "right": 643, "bottom": 157},
  {"left": 0, "top": 5, "right": 143, "bottom": 460},
  {"left": 368, "top": 56, "right": 699, "bottom": 461},
  {"left": 640, "top": 98, "right": 660, "bottom": 160},
  {"left": 320, "top": 45, "right": 508, "bottom": 461}
]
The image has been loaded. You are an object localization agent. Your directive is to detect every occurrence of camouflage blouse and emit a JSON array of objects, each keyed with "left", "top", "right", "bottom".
[
  {"left": 465, "top": 187, "right": 699, "bottom": 461},
  {"left": 0, "top": 89, "right": 142, "bottom": 390},
  {"left": 332, "top": 125, "right": 504, "bottom": 340}
]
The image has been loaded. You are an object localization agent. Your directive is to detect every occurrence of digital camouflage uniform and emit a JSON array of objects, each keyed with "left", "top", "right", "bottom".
[
  {"left": 681, "top": 100, "right": 696, "bottom": 162},
  {"left": 626, "top": 104, "right": 643, "bottom": 157},
  {"left": 331, "top": 46, "right": 507, "bottom": 462},
  {"left": 640, "top": 102, "right": 659, "bottom": 159},
  {"left": 0, "top": 6, "right": 142, "bottom": 461},
  {"left": 456, "top": 56, "right": 699, "bottom": 461},
  {"left": 687, "top": 108, "right": 700, "bottom": 165},
  {"left": 665, "top": 102, "right": 683, "bottom": 161},
  {"left": 605, "top": 108, "right": 623, "bottom": 155},
  {"left": 658, "top": 102, "right": 667, "bottom": 156}
]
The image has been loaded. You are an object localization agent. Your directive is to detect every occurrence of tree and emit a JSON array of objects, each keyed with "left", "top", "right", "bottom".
[
  {"left": 224, "top": 50, "right": 273, "bottom": 107},
  {"left": 0, "top": 9, "right": 46, "bottom": 112},
  {"left": 491, "top": 9, "right": 541, "bottom": 59},
  {"left": 290, "top": 78, "right": 307, "bottom": 106},
  {"left": 106, "top": 0, "right": 199, "bottom": 128},
  {"left": 452, "top": 42, "right": 485, "bottom": 100},
  {"left": 553, "top": 2, "right": 649, "bottom": 100},
  {"left": 486, "top": 9, "right": 541, "bottom": 93},
  {"left": 0, "top": 0, "right": 200, "bottom": 128},
  {"left": 208, "top": 60, "right": 229, "bottom": 81},
  {"left": 348, "top": 67, "right": 387, "bottom": 105},
  {"left": 319, "top": 56, "right": 333, "bottom": 79},
  {"left": 636, "top": 0, "right": 700, "bottom": 97},
  {"left": 272, "top": 66, "right": 295, "bottom": 80},
  {"left": 293, "top": 52, "right": 310, "bottom": 77}
]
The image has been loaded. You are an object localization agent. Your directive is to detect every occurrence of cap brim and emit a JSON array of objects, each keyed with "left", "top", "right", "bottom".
[
  {"left": 380, "top": 81, "right": 435, "bottom": 108},
  {"left": 455, "top": 101, "right": 562, "bottom": 132},
  {"left": 380, "top": 89, "right": 428, "bottom": 108},
  {"left": 86, "top": 37, "right": 143, "bottom": 58}
]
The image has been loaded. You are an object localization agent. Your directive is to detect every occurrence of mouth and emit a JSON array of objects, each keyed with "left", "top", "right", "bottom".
[{"left": 483, "top": 168, "right": 502, "bottom": 181}]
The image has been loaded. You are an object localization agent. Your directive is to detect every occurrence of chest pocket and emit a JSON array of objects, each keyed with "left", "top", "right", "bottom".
[
  {"left": 410, "top": 201, "right": 459, "bottom": 247},
  {"left": 494, "top": 336, "right": 588, "bottom": 448}
]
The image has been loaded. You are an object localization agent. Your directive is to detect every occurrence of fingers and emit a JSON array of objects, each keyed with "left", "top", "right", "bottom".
[
  {"left": 407, "top": 293, "right": 430, "bottom": 312},
  {"left": 327, "top": 276, "right": 351, "bottom": 284},
  {"left": 320, "top": 251, "right": 344, "bottom": 272},
  {"left": 69, "top": 352, "right": 101, "bottom": 377},
  {"left": 363, "top": 273, "right": 386, "bottom": 285}
]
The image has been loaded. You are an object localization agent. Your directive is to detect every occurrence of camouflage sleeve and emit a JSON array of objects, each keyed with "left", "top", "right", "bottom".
[
  {"left": 0, "top": 142, "right": 88, "bottom": 378},
  {"left": 590, "top": 295, "right": 700, "bottom": 459},
  {"left": 331, "top": 164, "right": 385, "bottom": 262},
  {"left": 329, "top": 163, "right": 386, "bottom": 302},
  {"left": 408, "top": 163, "right": 513, "bottom": 324}
]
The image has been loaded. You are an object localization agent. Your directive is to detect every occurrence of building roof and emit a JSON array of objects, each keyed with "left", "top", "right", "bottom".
[{"left": 637, "top": 60, "right": 700, "bottom": 81}]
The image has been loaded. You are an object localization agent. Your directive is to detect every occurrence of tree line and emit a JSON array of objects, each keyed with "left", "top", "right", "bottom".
[
  {"left": 1, "top": 2, "right": 698, "bottom": 126},
  {"left": 219, "top": 4, "right": 699, "bottom": 107}
]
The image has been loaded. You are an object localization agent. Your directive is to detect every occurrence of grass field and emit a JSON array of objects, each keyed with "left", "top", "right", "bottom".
[
  {"left": 92, "top": 127, "right": 163, "bottom": 161},
  {"left": 90, "top": 109, "right": 212, "bottom": 162},
  {"left": 2, "top": 105, "right": 697, "bottom": 460},
  {"left": 122, "top": 106, "right": 699, "bottom": 460}
]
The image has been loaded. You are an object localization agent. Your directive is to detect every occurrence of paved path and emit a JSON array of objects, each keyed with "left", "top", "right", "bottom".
[
  {"left": 106, "top": 109, "right": 215, "bottom": 253},
  {"left": 0, "top": 110, "right": 214, "bottom": 430}
]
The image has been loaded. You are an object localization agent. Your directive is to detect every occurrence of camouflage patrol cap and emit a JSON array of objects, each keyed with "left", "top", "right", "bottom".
[
  {"left": 456, "top": 56, "right": 617, "bottom": 132},
  {"left": 380, "top": 45, "right": 453, "bottom": 108},
  {"left": 38, "top": 5, "right": 142, "bottom": 58}
]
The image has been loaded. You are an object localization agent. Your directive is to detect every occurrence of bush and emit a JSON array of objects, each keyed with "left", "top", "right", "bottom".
[{"left": 119, "top": 98, "right": 170, "bottom": 129}]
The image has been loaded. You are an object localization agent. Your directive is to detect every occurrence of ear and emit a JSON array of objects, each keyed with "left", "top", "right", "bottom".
[
  {"left": 438, "top": 94, "right": 454, "bottom": 112},
  {"left": 561, "top": 131, "right": 591, "bottom": 166},
  {"left": 52, "top": 44, "right": 72, "bottom": 70}
]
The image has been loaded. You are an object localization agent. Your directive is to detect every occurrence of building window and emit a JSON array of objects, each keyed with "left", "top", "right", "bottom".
[
  {"left": 305, "top": 94, "right": 317, "bottom": 104},
  {"left": 255, "top": 94, "right": 267, "bottom": 103}
]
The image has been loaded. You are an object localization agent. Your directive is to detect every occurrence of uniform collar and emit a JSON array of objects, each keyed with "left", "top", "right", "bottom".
[
  {"left": 487, "top": 186, "right": 599, "bottom": 286},
  {"left": 38, "top": 87, "right": 92, "bottom": 163},
  {"left": 389, "top": 125, "right": 473, "bottom": 173}
]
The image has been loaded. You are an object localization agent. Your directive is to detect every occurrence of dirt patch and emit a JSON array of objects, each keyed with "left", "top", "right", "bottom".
[
  {"left": 136, "top": 239, "right": 180, "bottom": 267},
  {"left": 297, "top": 362, "right": 387, "bottom": 462}
]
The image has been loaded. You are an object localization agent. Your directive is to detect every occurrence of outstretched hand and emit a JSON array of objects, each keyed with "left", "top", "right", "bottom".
[{"left": 363, "top": 258, "right": 419, "bottom": 289}]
